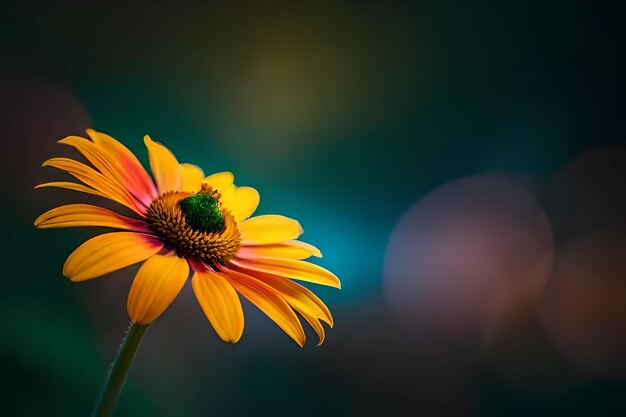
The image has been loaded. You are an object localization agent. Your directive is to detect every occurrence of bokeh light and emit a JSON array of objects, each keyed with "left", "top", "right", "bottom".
[
  {"left": 543, "top": 146, "right": 626, "bottom": 242},
  {"left": 385, "top": 175, "right": 554, "bottom": 343},
  {"left": 0, "top": 64, "right": 92, "bottom": 208},
  {"left": 541, "top": 230, "right": 626, "bottom": 377}
]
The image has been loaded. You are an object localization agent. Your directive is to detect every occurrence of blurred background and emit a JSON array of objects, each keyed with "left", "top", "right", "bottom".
[{"left": 1, "top": 1, "right": 626, "bottom": 416}]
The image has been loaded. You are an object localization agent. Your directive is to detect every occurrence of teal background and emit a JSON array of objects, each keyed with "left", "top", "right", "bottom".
[{"left": 2, "top": 2, "right": 626, "bottom": 416}]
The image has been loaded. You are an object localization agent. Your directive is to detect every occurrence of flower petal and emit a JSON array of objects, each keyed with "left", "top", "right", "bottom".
[
  {"left": 127, "top": 254, "right": 189, "bottom": 324},
  {"left": 35, "top": 204, "right": 150, "bottom": 232},
  {"left": 58, "top": 135, "right": 145, "bottom": 206},
  {"left": 144, "top": 135, "right": 182, "bottom": 194},
  {"left": 180, "top": 163, "right": 205, "bottom": 193},
  {"left": 221, "top": 186, "right": 260, "bottom": 222},
  {"left": 301, "top": 311, "right": 327, "bottom": 346},
  {"left": 229, "top": 268, "right": 333, "bottom": 345},
  {"left": 42, "top": 157, "right": 144, "bottom": 214},
  {"left": 239, "top": 215, "right": 303, "bottom": 244},
  {"left": 221, "top": 268, "right": 306, "bottom": 347},
  {"left": 192, "top": 270, "right": 244, "bottom": 343},
  {"left": 249, "top": 271, "right": 333, "bottom": 326},
  {"left": 229, "top": 257, "right": 341, "bottom": 288},
  {"left": 237, "top": 240, "right": 322, "bottom": 260},
  {"left": 34, "top": 182, "right": 107, "bottom": 198},
  {"left": 204, "top": 171, "right": 234, "bottom": 193},
  {"left": 63, "top": 232, "right": 163, "bottom": 282},
  {"left": 87, "top": 129, "right": 158, "bottom": 203}
]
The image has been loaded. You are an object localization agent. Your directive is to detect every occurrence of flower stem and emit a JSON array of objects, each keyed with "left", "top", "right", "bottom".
[{"left": 93, "top": 323, "right": 149, "bottom": 417}]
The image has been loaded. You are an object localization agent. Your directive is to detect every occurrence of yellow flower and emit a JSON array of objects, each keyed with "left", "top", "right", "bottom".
[{"left": 35, "top": 129, "right": 340, "bottom": 346}]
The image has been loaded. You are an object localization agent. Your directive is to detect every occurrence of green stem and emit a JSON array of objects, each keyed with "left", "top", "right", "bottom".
[{"left": 92, "top": 323, "right": 150, "bottom": 417}]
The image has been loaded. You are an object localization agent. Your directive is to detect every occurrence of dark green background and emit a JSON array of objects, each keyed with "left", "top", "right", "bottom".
[{"left": 2, "top": 2, "right": 626, "bottom": 416}]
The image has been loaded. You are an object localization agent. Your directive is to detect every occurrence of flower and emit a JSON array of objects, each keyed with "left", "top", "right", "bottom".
[{"left": 35, "top": 130, "right": 340, "bottom": 346}]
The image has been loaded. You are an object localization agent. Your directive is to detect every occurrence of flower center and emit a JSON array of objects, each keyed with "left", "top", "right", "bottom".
[
  {"left": 145, "top": 184, "right": 240, "bottom": 269},
  {"left": 178, "top": 188, "right": 225, "bottom": 233}
]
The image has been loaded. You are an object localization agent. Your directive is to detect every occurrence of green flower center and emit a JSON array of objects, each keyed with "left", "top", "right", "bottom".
[{"left": 179, "top": 190, "right": 225, "bottom": 233}]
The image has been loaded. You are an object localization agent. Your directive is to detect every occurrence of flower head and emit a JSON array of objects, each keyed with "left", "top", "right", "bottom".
[{"left": 35, "top": 130, "right": 340, "bottom": 346}]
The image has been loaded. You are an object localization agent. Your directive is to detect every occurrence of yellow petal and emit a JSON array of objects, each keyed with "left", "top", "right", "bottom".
[
  {"left": 87, "top": 129, "right": 158, "bottom": 202},
  {"left": 58, "top": 136, "right": 129, "bottom": 192},
  {"left": 222, "top": 268, "right": 306, "bottom": 347},
  {"left": 248, "top": 271, "right": 333, "bottom": 326},
  {"left": 232, "top": 269, "right": 333, "bottom": 345},
  {"left": 302, "top": 312, "right": 326, "bottom": 346},
  {"left": 192, "top": 270, "right": 244, "bottom": 343},
  {"left": 34, "top": 182, "right": 107, "bottom": 198},
  {"left": 239, "top": 215, "right": 303, "bottom": 244},
  {"left": 204, "top": 171, "right": 234, "bottom": 193},
  {"left": 35, "top": 204, "right": 149, "bottom": 232},
  {"left": 221, "top": 186, "right": 260, "bottom": 222},
  {"left": 230, "top": 257, "right": 341, "bottom": 288},
  {"left": 237, "top": 240, "right": 322, "bottom": 260},
  {"left": 180, "top": 163, "right": 205, "bottom": 193},
  {"left": 63, "top": 232, "right": 163, "bottom": 282},
  {"left": 127, "top": 254, "right": 189, "bottom": 324},
  {"left": 57, "top": 135, "right": 152, "bottom": 211},
  {"left": 42, "top": 157, "right": 143, "bottom": 214},
  {"left": 144, "top": 135, "right": 182, "bottom": 194}
]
